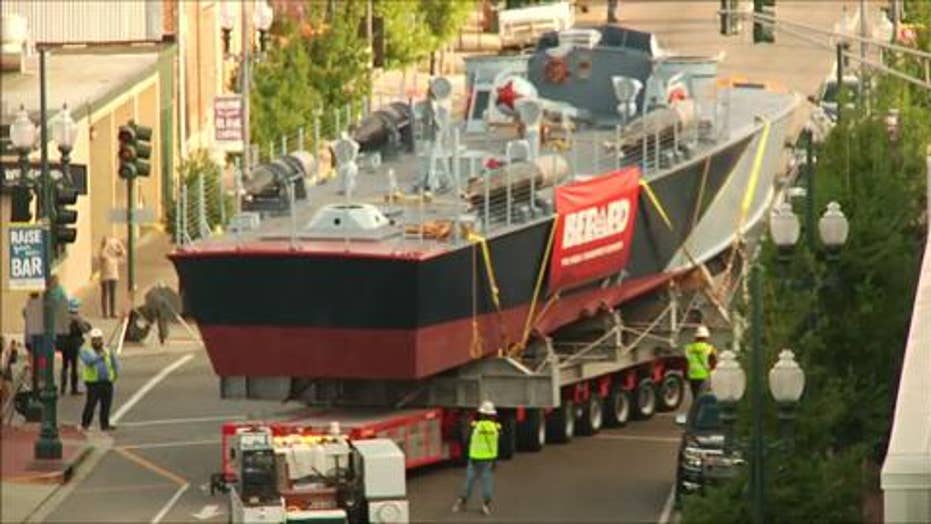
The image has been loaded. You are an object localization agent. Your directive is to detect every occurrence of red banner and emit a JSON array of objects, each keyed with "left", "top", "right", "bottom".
[{"left": 549, "top": 167, "right": 641, "bottom": 291}]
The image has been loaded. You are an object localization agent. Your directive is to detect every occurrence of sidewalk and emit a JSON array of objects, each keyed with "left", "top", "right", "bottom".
[
  {"left": 71, "top": 231, "right": 178, "bottom": 334},
  {"left": 0, "top": 424, "right": 97, "bottom": 523}
]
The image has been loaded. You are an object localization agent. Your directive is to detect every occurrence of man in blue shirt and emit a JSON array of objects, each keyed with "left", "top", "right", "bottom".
[{"left": 80, "top": 328, "right": 119, "bottom": 431}]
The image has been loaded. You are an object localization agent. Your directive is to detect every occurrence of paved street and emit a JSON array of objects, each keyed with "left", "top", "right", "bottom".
[
  {"left": 10, "top": 2, "right": 863, "bottom": 523},
  {"left": 43, "top": 345, "right": 683, "bottom": 523}
]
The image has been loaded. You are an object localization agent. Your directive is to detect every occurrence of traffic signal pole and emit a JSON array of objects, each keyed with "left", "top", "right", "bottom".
[
  {"left": 127, "top": 173, "right": 135, "bottom": 304},
  {"left": 35, "top": 47, "right": 62, "bottom": 460}
]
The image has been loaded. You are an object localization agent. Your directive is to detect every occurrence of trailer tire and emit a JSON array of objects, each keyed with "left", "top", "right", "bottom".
[
  {"left": 657, "top": 373, "right": 685, "bottom": 412},
  {"left": 546, "top": 401, "right": 575, "bottom": 444},
  {"left": 517, "top": 408, "right": 546, "bottom": 452},
  {"left": 498, "top": 410, "right": 517, "bottom": 460},
  {"left": 603, "top": 386, "right": 631, "bottom": 428},
  {"left": 632, "top": 378, "right": 657, "bottom": 420},
  {"left": 577, "top": 394, "right": 604, "bottom": 436}
]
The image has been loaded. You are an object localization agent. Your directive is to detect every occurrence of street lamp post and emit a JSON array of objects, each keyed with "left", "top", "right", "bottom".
[
  {"left": 35, "top": 48, "right": 62, "bottom": 460},
  {"left": 710, "top": 345, "right": 807, "bottom": 524},
  {"left": 709, "top": 350, "right": 746, "bottom": 455},
  {"left": 220, "top": 1, "right": 274, "bottom": 216},
  {"left": 769, "top": 349, "right": 806, "bottom": 448},
  {"left": 52, "top": 104, "right": 77, "bottom": 176}
]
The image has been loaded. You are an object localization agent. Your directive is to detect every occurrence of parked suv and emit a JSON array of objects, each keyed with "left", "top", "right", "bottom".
[{"left": 674, "top": 393, "right": 744, "bottom": 504}]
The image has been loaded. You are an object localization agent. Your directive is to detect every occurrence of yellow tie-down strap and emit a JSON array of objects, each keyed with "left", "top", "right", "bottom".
[
  {"left": 639, "top": 179, "right": 674, "bottom": 231},
  {"left": 467, "top": 231, "right": 502, "bottom": 311},
  {"left": 739, "top": 117, "right": 772, "bottom": 228}
]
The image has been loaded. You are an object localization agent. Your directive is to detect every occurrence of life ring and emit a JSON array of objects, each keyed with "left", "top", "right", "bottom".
[{"left": 545, "top": 57, "right": 570, "bottom": 84}]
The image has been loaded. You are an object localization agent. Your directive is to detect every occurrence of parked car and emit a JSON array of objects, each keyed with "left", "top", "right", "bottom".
[
  {"left": 674, "top": 393, "right": 744, "bottom": 505},
  {"left": 810, "top": 74, "right": 860, "bottom": 122}
]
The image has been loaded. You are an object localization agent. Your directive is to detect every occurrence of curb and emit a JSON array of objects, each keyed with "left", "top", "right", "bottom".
[
  {"left": 23, "top": 435, "right": 113, "bottom": 524},
  {"left": 4, "top": 443, "right": 93, "bottom": 485}
]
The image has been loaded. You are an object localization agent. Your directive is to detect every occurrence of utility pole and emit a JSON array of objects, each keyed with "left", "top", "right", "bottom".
[
  {"left": 860, "top": 0, "right": 867, "bottom": 99},
  {"left": 891, "top": 0, "right": 900, "bottom": 43},
  {"left": 750, "top": 261, "right": 765, "bottom": 524},
  {"left": 241, "top": 0, "right": 252, "bottom": 193},
  {"left": 35, "top": 47, "right": 62, "bottom": 460}
]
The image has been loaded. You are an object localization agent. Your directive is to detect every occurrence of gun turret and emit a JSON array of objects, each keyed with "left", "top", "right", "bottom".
[
  {"left": 351, "top": 102, "right": 413, "bottom": 156},
  {"left": 242, "top": 151, "right": 315, "bottom": 214}
]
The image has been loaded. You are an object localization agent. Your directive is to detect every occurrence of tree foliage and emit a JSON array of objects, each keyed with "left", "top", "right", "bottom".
[
  {"left": 247, "top": 1, "right": 371, "bottom": 155},
  {"left": 165, "top": 149, "right": 233, "bottom": 241},
  {"left": 682, "top": 37, "right": 929, "bottom": 524}
]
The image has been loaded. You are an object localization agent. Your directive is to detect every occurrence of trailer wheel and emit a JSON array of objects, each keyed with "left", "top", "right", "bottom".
[
  {"left": 632, "top": 378, "right": 657, "bottom": 420},
  {"left": 546, "top": 401, "right": 575, "bottom": 444},
  {"left": 603, "top": 386, "right": 631, "bottom": 428},
  {"left": 657, "top": 373, "right": 685, "bottom": 412},
  {"left": 577, "top": 394, "right": 604, "bottom": 436},
  {"left": 498, "top": 410, "right": 517, "bottom": 460},
  {"left": 516, "top": 408, "right": 546, "bottom": 452}
]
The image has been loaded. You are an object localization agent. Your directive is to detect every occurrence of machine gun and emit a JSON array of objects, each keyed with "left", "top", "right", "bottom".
[
  {"left": 351, "top": 102, "right": 414, "bottom": 157},
  {"left": 242, "top": 151, "right": 315, "bottom": 215}
]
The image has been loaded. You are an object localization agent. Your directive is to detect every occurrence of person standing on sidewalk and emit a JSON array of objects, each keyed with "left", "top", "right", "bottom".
[
  {"left": 98, "top": 236, "right": 126, "bottom": 318},
  {"left": 80, "top": 328, "right": 119, "bottom": 431},
  {"left": 452, "top": 400, "right": 501, "bottom": 516},
  {"left": 60, "top": 298, "right": 90, "bottom": 395}
]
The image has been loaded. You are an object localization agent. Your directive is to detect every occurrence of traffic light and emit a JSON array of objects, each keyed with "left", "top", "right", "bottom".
[
  {"left": 10, "top": 184, "right": 33, "bottom": 222},
  {"left": 52, "top": 182, "right": 78, "bottom": 244},
  {"left": 719, "top": 0, "right": 739, "bottom": 36},
  {"left": 753, "top": 0, "right": 775, "bottom": 43},
  {"left": 117, "top": 120, "right": 153, "bottom": 179}
]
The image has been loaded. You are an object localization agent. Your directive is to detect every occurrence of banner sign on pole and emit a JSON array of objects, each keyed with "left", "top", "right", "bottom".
[
  {"left": 8, "top": 224, "right": 47, "bottom": 291},
  {"left": 549, "top": 166, "right": 641, "bottom": 291},
  {"left": 214, "top": 95, "right": 244, "bottom": 147},
  {"left": 0, "top": 162, "right": 88, "bottom": 194}
]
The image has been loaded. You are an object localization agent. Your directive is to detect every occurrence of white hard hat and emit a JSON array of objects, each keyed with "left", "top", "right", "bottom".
[
  {"left": 695, "top": 325, "right": 710, "bottom": 339},
  {"left": 89, "top": 328, "right": 104, "bottom": 339},
  {"left": 478, "top": 400, "right": 497, "bottom": 416}
]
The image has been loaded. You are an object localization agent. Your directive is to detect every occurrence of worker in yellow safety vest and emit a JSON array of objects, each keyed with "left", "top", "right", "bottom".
[
  {"left": 685, "top": 325, "right": 717, "bottom": 400},
  {"left": 452, "top": 400, "right": 501, "bottom": 516},
  {"left": 79, "top": 328, "right": 120, "bottom": 431}
]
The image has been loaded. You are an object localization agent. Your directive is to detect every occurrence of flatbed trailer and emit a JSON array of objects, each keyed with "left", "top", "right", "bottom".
[{"left": 218, "top": 256, "right": 741, "bottom": 470}]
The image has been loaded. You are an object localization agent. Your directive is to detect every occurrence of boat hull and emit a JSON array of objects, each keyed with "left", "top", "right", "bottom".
[{"left": 171, "top": 96, "right": 793, "bottom": 380}]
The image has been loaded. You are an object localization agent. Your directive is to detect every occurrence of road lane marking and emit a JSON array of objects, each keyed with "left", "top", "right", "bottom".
[
  {"left": 111, "top": 354, "right": 194, "bottom": 424},
  {"left": 114, "top": 447, "right": 191, "bottom": 524},
  {"left": 115, "top": 447, "right": 188, "bottom": 486},
  {"left": 120, "top": 414, "right": 247, "bottom": 427},
  {"left": 659, "top": 483, "right": 677, "bottom": 524},
  {"left": 80, "top": 483, "right": 177, "bottom": 494},
  {"left": 152, "top": 483, "right": 189, "bottom": 524},
  {"left": 121, "top": 439, "right": 221, "bottom": 450},
  {"left": 593, "top": 434, "right": 681, "bottom": 444}
]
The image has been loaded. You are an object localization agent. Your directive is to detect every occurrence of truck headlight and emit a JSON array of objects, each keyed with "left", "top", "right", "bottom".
[{"left": 683, "top": 446, "right": 704, "bottom": 469}]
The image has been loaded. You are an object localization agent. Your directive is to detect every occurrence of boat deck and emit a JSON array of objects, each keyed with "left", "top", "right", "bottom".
[{"left": 187, "top": 87, "right": 797, "bottom": 258}]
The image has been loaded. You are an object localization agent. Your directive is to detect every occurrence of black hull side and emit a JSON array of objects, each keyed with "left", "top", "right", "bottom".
[{"left": 172, "top": 135, "right": 751, "bottom": 331}]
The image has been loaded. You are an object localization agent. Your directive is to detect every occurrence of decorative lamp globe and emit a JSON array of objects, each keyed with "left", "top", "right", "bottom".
[
  {"left": 220, "top": 3, "right": 235, "bottom": 31},
  {"left": 51, "top": 104, "right": 78, "bottom": 150},
  {"left": 10, "top": 105, "right": 37, "bottom": 151},
  {"left": 818, "top": 201, "right": 849, "bottom": 249},
  {"left": 768, "top": 349, "right": 805, "bottom": 404},
  {"left": 769, "top": 201, "right": 800, "bottom": 250},
  {"left": 710, "top": 350, "right": 746, "bottom": 404},
  {"left": 253, "top": 2, "right": 274, "bottom": 32}
]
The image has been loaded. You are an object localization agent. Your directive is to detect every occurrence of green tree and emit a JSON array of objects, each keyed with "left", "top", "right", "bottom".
[
  {"left": 375, "top": 0, "right": 431, "bottom": 69},
  {"left": 682, "top": 63, "right": 928, "bottom": 524},
  {"left": 246, "top": 1, "right": 371, "bottom": 155},
  {"left": 165, "top": 149, "right": 233, "bottom": 241}
]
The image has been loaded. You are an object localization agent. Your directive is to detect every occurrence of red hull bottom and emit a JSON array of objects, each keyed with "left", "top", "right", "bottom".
[{"left": 201, "top": 272, "right": 675, "bottom": 379}]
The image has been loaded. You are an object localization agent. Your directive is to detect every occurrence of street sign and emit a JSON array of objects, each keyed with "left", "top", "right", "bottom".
[
  {"left": 0, "top": 162, "right": 89, "bottom": 195},
  {"left": 8, "top": 224, "right": 47, "bottom": 290},
  {"left": 214, "top": 95, "right": 243, "bottom": 148},
  {"left": 109, "top": 207, "right": 157, "bottom": 224}
]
